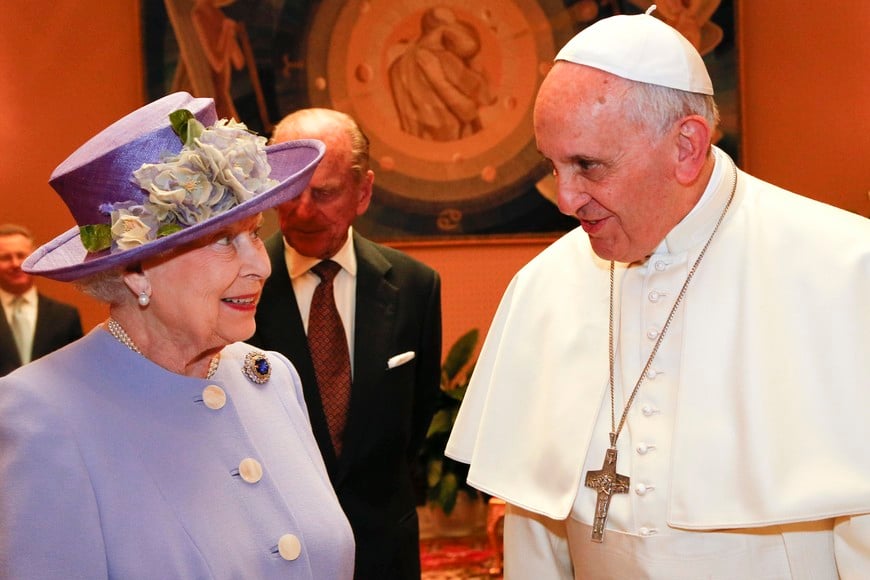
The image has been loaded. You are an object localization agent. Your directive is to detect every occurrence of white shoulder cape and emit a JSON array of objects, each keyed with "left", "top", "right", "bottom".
[{"left": 446, "top": 170, "right": 870, "bottom": 527}]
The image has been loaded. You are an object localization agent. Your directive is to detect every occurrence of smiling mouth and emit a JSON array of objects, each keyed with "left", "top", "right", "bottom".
[
  {"left": 222, "top": 297, "right": 256, "bottom": 305},
  {"left": 579, "top": 216, "right": 608, "bottom": 234}
]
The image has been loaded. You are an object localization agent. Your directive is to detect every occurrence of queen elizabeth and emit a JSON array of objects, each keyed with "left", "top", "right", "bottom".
[{"left": 0, "top": 92, "right": 355, "bottom": 578}]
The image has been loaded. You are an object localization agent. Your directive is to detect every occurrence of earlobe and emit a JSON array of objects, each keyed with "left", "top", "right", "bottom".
[
  {"left": 674, "top": 117, "right": 711, "bottom": 185},
  {"left": 123, "top": 269, "right": 151, "bottom": 305}
]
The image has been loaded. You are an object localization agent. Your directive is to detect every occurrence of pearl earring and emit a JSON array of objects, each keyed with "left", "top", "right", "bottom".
[{"left": 138, "top": 292, "right": 150, "bottom": 307}]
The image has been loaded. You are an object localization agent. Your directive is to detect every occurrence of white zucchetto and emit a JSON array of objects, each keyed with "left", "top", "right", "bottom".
[{"left": 555, "top": 5, "right": 714, "bottom": 95}]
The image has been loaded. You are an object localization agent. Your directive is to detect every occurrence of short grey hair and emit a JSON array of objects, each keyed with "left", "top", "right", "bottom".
[{"left": 622, "top": 80, "right": 720, "bottom": 140}]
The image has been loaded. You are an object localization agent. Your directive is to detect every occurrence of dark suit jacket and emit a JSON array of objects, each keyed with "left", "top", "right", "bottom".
[
  {"left": 0, "top": 293, "right": 83, "bottom": 377},
  {"left": 250, "top": 231, "right": 442, "bottom": 580}
]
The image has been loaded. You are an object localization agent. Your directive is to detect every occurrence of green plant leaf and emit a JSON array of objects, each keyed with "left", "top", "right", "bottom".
[
  {"left": 438, "top": 472, "right": 459, "bottom": 514},
  {"left": 426, "top": 409, "right": 453, "bottom": 438},
  {"left": 421, "top": 328, "right": 482, "bottom": 510},
  {"left": 444, "top": 384, "right": 467, "bottom": 402},
  {"left": 442, "top": 328, "right": 479, "bottom": 383},
  {"left": 426, "top": 458, "right": 443, "bottom": 488}
]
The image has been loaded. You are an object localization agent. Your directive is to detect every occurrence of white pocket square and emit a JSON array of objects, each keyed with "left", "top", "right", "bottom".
[{"left": 387, "top": 351, "right": 415, "bottom": 369}]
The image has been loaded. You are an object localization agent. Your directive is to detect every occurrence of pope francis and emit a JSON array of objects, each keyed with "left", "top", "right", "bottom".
[{"left": 445, "top": 6, "right": 870, "bottom": 579}]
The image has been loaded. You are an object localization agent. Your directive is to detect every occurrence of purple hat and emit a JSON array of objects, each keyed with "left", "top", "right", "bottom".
[{"left": 24, "top": 92, "right": 324, "bottom": 281}]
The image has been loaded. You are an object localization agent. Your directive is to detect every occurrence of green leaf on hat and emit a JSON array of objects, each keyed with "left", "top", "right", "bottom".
[
  {"left": 156, "top": 223, "right": 183, "bottom": 238},
  {"left": 79, "top": 224, "right": 113, "bottom": 252},
  {"left": 169, "top": 109, "right": 202, "bottom": 146}
]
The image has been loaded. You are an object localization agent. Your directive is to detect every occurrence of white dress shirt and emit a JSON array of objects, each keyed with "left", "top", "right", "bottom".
[
  {"left": 1, "top": 286, "right": 37, "bottom": 363},
  {"left": 282, "top": 228, "right": 357, "bottom": 374}
]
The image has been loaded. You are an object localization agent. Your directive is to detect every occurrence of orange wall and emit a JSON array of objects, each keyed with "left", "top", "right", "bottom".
[
  {"left": 1, "top": 2, "right": 868, "bottom": 352},
  {"left": 738, "top": 3, "right": 869, "bottom": 216}
]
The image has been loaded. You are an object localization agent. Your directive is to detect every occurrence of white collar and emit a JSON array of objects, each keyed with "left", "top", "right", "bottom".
[
  {"left": 656, "top": 146, "right": 736, "bottom": 256},
  {"left": 284, "top": 227, "right": 358, "bottom": 279},
  {"left": 0, "top": 286, "right": 37, "bottom": 308}
]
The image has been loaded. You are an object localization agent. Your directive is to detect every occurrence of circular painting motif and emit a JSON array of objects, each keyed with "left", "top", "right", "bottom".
[{"left": 305, "top": 0, "right": 572, "bottom": 237}]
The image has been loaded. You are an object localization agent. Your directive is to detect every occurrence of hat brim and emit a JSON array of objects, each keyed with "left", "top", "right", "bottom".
[{"left": 24, "top": 139, "right": 325, "bottom": 282}]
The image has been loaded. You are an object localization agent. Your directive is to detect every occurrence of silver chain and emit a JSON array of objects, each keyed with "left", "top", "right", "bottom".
[{"left": 608, "top": 159, "right": 738, "bottom": 446}]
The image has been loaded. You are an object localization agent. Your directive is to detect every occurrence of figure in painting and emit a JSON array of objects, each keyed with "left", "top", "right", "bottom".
[
  {"left": 389, "top": 7, "right": 496, "bottom": 142},
  {"left": 191, "top": 0, "right": 245, "bottom": 121},
  {"left": 629, "top": 0, "right": 724, "bottom": 55}
]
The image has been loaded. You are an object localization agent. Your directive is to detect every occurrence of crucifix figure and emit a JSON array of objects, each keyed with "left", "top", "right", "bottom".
[{"left": 585, "top": 446, "right": 630, "bottom": 542}]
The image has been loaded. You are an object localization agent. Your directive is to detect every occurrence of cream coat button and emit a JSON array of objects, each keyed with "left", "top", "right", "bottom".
[
  {"left": 202, "top": 385, "right": 226, "bottom": 410},
  {"left": 278, "top": 534, "right": 302, "bottom": 561},
  {"left": 647, "top": 329, "right": 659, "bottom": 339},
  {"left": 641, "top": 405, "right": 659, "bottom": 416},
  {"left": 654, "top": 261, "right": 667, "bottom": 271},
  {"left": 645, "top": 369, "right": 658, "bottom": 380},
  {"left": 239, "top": 458, "right": 263, "bottom": 483},
  {"left": 638, "top": 526, "right": 656, "bottom": 536},
  {"left": 648, "top": 290, "right": 661, "bottom": 302}
]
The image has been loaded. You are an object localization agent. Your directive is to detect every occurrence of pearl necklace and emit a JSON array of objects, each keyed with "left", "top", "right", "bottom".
[{"left": 106, "top": 318, "right": 220, "bottom": 379}]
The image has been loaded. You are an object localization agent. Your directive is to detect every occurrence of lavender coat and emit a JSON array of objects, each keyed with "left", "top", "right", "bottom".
[{"left": 0, "top": 329, "right": 354, "bottom": 579}]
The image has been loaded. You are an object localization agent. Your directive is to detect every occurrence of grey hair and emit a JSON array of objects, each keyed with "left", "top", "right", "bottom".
[
  {"left": 271, "top": 108, "right": 371, "bottom": 182},
  {"left": 621, "top": 81, "right": 720, "bottom": 140},
  {"left": 73, "top": 266, "right": 130, "bottom": 305}
]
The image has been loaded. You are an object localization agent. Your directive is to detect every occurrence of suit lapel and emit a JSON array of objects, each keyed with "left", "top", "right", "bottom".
[
  {"left": 30, "top": 294, "right": 55, "bottom": 359},
  {"left": 256, "top": 233, "right": 401, "bottom": 482},
  {"left": 255, "top": 234, "right": 340, "bottom": 473},
  {"left": 0, "top": 307, "right": 22, "bottom": 373},
  {"left": 337, "top": 234, "right": 398, "bottom": 473},
  {"left": 32, "top": 294, "right": 60, "bottom": 360}
]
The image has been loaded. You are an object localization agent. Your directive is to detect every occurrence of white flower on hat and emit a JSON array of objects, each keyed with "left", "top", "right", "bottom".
[{"left": 109, "top": 203, "right": 159, "bottom": 251}]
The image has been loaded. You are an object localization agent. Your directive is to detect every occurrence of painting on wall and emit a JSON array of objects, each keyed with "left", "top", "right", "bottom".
[{"left": 143, "top": 0, "right": 740, "bottom": 242}]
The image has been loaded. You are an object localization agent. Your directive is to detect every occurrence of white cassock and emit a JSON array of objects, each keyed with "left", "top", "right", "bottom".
[{"left": 446, "top": 148, "right": 870, "bottom": 579}]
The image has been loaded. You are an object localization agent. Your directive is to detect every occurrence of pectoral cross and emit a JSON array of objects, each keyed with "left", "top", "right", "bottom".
[{"left": 584, "top": 445, "right": 630, "bottom": 542}]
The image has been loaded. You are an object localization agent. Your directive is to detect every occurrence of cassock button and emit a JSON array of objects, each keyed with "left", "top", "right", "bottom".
[
  {"left": 636, "top": 442, "right": 656, "bottom": 455},
  {"left": 635, "top": 483, "right": 655, "bottom": 495},
  {"left": 278, "top": 534, "right": 302, "bottom": 561},
  {"left": 202, "top": 385, "right": 226, "bottom": 410},
  {"left": 239, "top": 458, "right": 263, "bottom": 483}
]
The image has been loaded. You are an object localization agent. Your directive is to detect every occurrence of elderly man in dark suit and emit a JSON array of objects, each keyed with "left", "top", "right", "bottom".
[
  {"left": 250, "top": 109, "right": 442, "bottom": 580},
  {"left": 0, "top": 224, "right": 83, "bottom": 376}
]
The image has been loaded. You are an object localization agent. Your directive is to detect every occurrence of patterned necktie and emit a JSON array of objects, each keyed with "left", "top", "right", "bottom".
[
  {"left": 10, "top": 295, "right": 31, "bottom": 364},
  {"left": 308, "top": 260, "right": 352, "bottom": 456}
]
